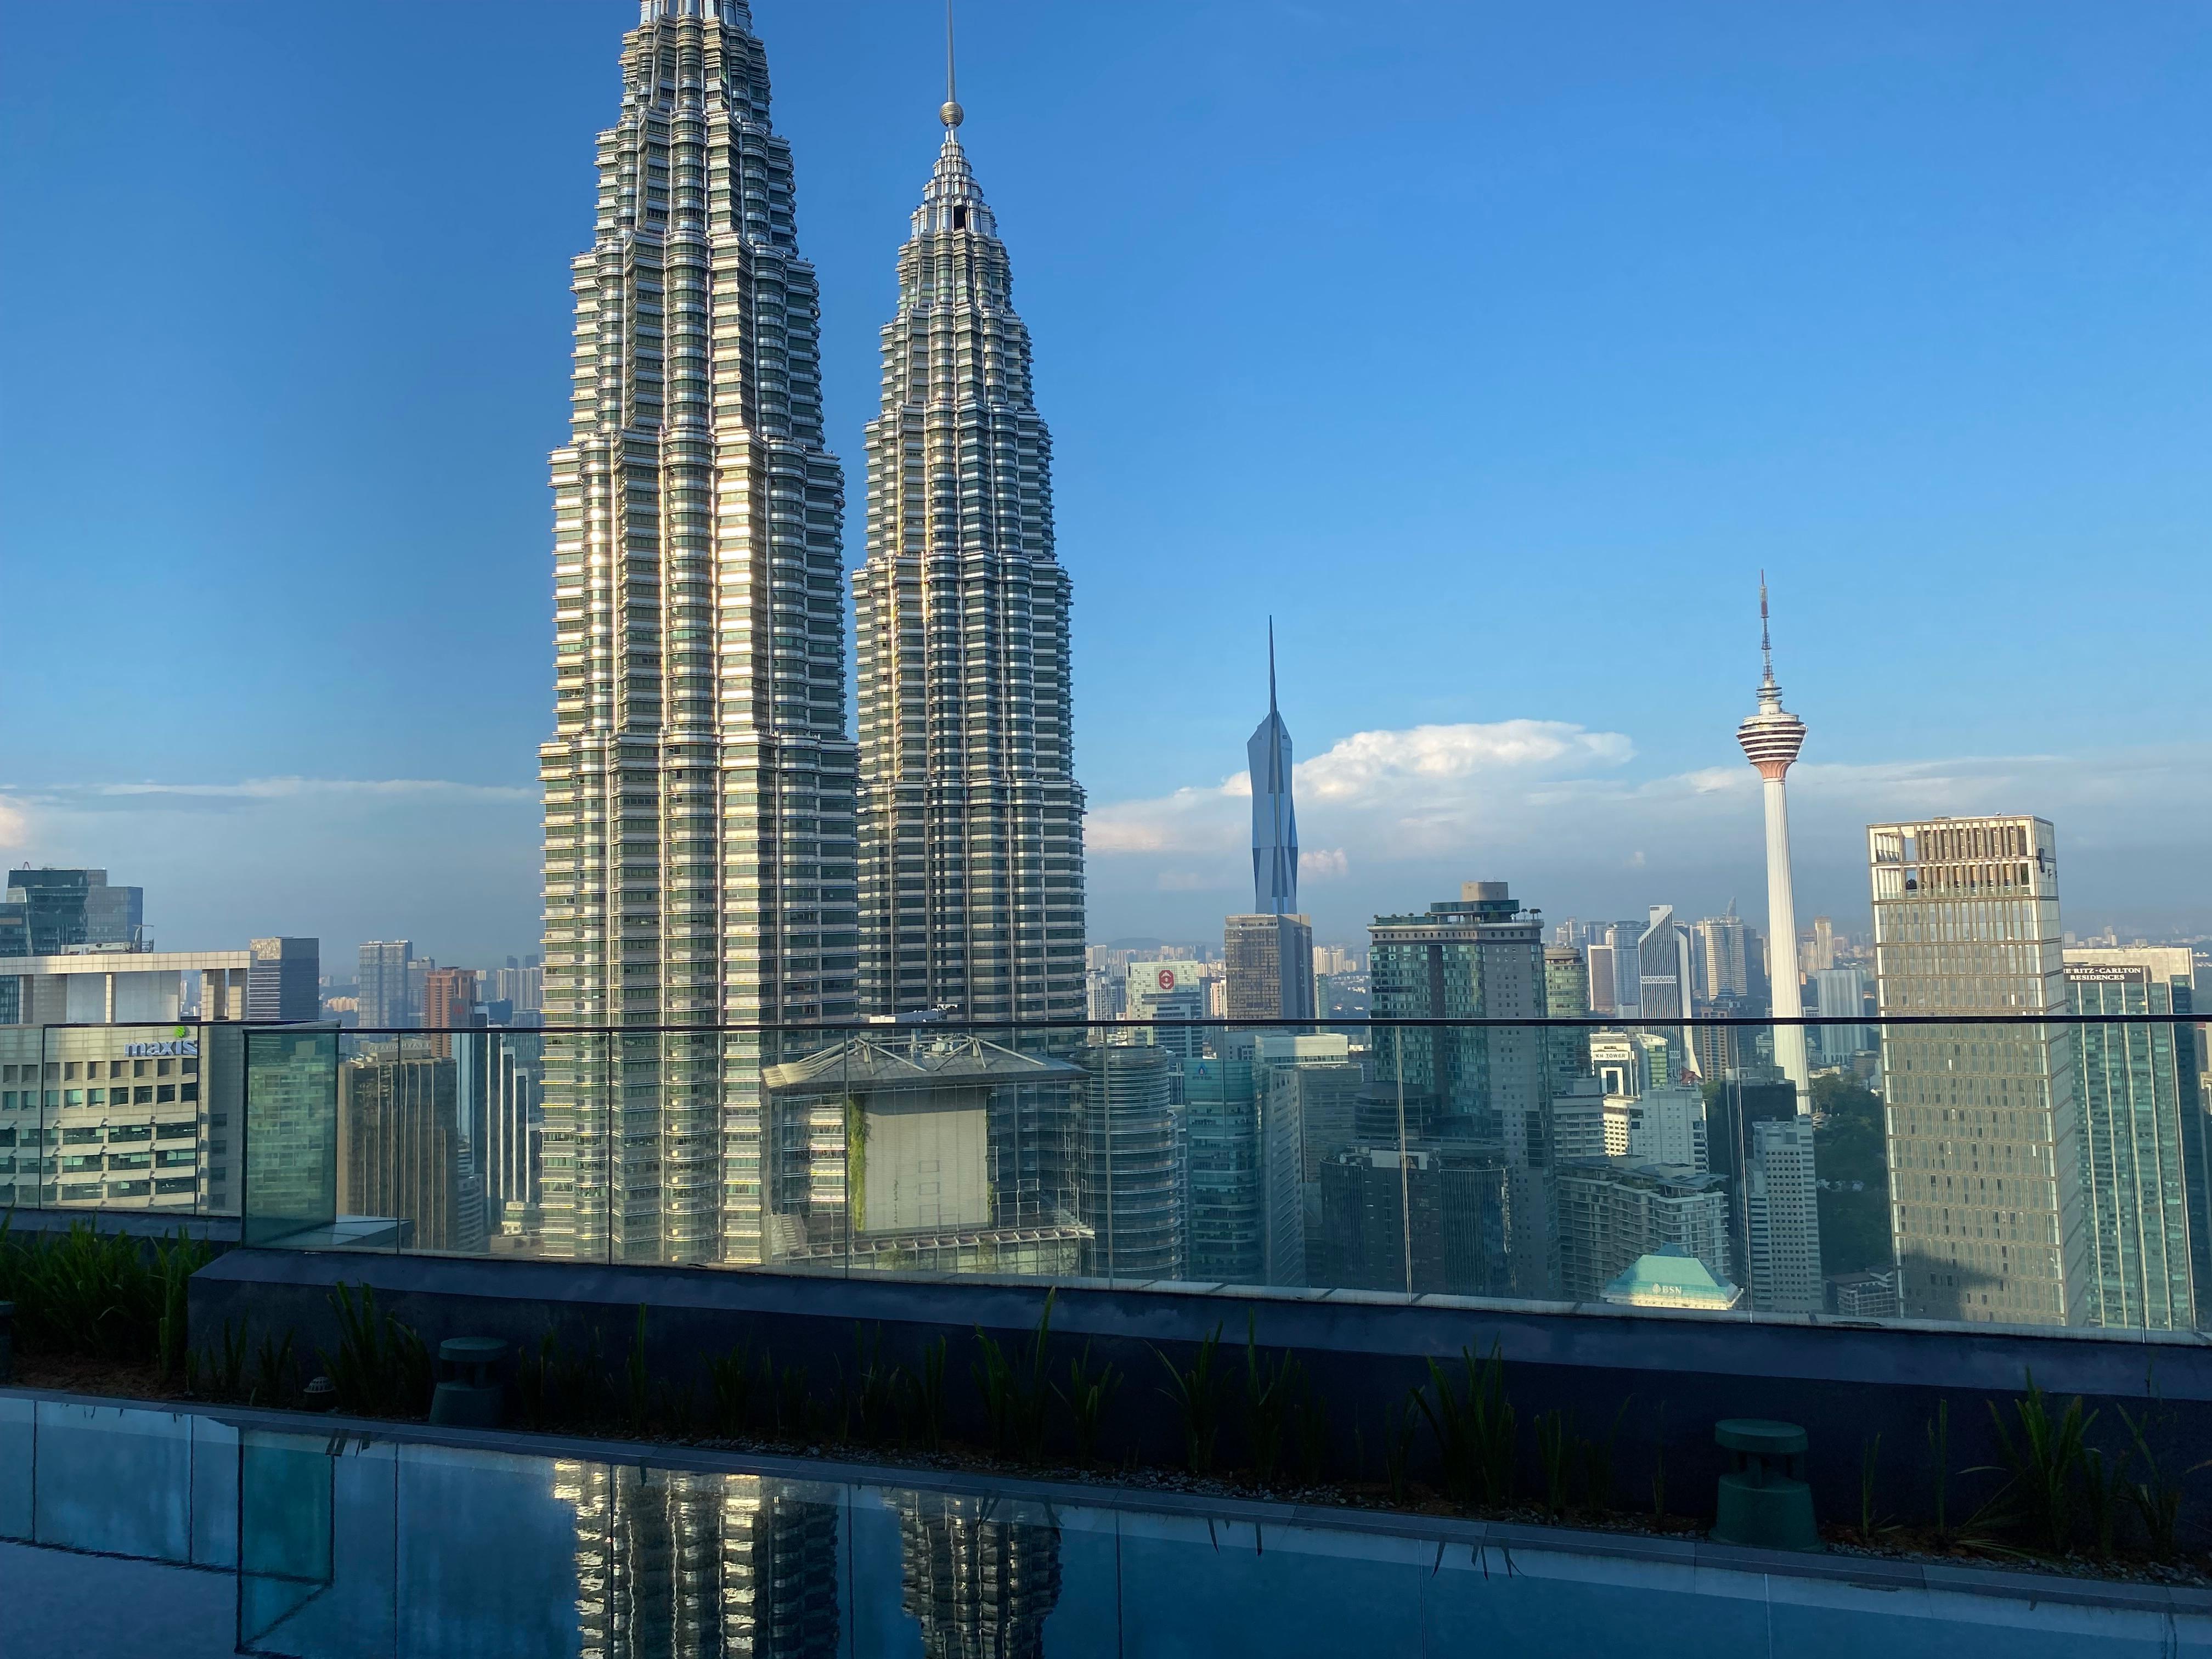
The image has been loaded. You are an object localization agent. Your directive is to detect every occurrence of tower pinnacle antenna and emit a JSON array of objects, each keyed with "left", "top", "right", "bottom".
[
  {"left": 1268, "top": 617, "right": 1278, "bottom": 714},
  {"left": 1759, "top": 569, "right": 1775, "bottom": 687},
  {"left": 941, "top": 0, "right": 963, "bottom": 128}
]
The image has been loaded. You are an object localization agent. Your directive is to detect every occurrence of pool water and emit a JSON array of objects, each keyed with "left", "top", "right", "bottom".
[{"left": 1, "top": 1393, "right": 2202, "bottom": 1658}]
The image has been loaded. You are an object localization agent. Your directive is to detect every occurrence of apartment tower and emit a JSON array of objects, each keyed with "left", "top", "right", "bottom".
[
  {"left": 538, "top": 0, "right": 859, "bottom": 1265},
  {"left": 851, "top": 74, "right": 1085, "bottom": 1024}
]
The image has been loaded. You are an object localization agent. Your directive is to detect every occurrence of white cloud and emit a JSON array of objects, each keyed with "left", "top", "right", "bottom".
[
  {"left": 1084, "top": 721, "right": 2212, "bottom": 941},
  {"left": 7, "top": 776, "right": 535, "bottom": 813}
]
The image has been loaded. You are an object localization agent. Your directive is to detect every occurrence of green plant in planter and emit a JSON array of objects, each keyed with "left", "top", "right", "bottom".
[
  {"left": 838, "top": 1323, "right": 906, "bottom": 1446},
  {"left": 2115, "top": 1402, "right": 2205, "bottom": 1562},
  {"left": 775, "top": 1363, "right": 815, "bottom": 1440},
  {"left": 193, "top": 1318, "right": 250, "bottom": 1402},
  {"left": 1577, "top": 1400, "right": 1627, "bottom": 1517},
  {"left": 1925, "top": 1398, "right": 1953, "bottom": 1545},
  {"left": 973, "top": 1291, "right": 1056, "bottom": 1460},
  {"left": 1290, "top": 1377, "right": 1331, "bottom": 1487},
  {"left": 0, "top": 1220, "right": 212, "bottom": 1365},
  {"left": 623, "top": 1307, "right": 652, "bottom": 1435},
  {"left": 319, "top": 1284, "right": 430, "bottom": 1418},
  {"left": 516, "top": 1329, "right": 565, "bottom": 1430},
  {"left": 1857, "top": 1432, "right": 1897, "bottom": 1544},
  {"left": 708, "top": 1342, "right": 770, "bottom": 1438},
  {"left": 900, "top": 1336, "right": 947, "bottom": 1452},
  {"left": 1414, "top": 1344, "right": 1515, "bottom": 1508},
  {"left": 1533, "top": 1408, "right": 1571, "bottom": 1521},
  {"left": 1381, "top": 1393, "right": 1419, "bottom": 1506},
  {"left": 251, "top": 1330, "right": 297, "bottom": 1409},
  {"left": 1054, "top": 1342, "right": 1120, "bottom": 1468},
  {"left": 1240, "top": 1318, "right": 1302, "bottom": 1488},
  {"left": 2081, "top": 1442, "right": 2130, "bottom": 1560},
  {"left": 1154, "top": 1323, "right": 1226, "bottom": 1477},
  {"left": 1978, "top": 1370, "right": 2092, "bottom": 1555}
]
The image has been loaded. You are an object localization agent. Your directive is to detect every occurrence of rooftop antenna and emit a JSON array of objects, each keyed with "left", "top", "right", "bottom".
[
  {"left": 1267, "top": 616, "right": 1278, "bottom": 714},
  {"left": 941, "top": 0, "right": 963, "bottom": 127}
]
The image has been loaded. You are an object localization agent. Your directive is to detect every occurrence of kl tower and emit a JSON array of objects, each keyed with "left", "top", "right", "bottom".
[{"left": 1737, "top": 575, "right": 1812, "bottom": 1118}]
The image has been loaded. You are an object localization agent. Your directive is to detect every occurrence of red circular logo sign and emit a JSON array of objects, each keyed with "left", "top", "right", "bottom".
[{"left": 1156, "top": 968, "right": 1176, "bottom": 990}]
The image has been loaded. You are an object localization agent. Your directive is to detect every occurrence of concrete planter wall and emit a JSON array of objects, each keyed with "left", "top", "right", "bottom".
[{"left": 190, "top": 1248, "right": 2212, "bottom": 1537}]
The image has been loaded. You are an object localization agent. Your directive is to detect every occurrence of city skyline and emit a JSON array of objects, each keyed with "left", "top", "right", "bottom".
[{"left": 9, "top": 3, "right": 2212, "bottom": 964}]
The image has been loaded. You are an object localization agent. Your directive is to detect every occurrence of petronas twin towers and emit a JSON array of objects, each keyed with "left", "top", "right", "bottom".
[{"left": 538, "top": 0, "right": 1082, "bottom": 1262}]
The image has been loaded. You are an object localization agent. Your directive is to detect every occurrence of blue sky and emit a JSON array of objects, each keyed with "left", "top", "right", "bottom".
[{"left": 4, "top": 2, "right": 2211, "bottom": 968}]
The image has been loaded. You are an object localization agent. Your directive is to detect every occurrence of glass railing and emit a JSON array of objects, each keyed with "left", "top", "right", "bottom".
[{"left": 8, "top": 1012, "right": 2208, "bottom": 1337}]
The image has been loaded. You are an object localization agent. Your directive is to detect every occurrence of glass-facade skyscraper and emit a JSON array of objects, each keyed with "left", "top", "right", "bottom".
[
  {"left": 538, "top": 0, "right": 857, "bottom": 1265},
  {"left": 1368, "top": 882, "right": 1555, "bottom": 1295},
  {"left": 2063, "top": 948, "right": 2208, "bottom": 1330},
  {"left": 851, "top": 95, "right": 1085, "bottom": 1024}
]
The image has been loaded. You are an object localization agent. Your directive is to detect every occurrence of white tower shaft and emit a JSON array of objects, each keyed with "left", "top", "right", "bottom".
[{"left": 1763, "top": 774, "right": 1812, "bottom": 1114}]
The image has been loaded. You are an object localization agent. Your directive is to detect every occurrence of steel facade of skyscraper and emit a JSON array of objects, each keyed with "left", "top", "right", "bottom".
[
  {"left": 1870, "top": 816, "right": 2086, "bottom": 1325},
  {"left": 539, "top": 0, "right": 859, "bottom": 1266},
  {"left": 850, "top": 102, "right": 1084, "bottom": 1023}
]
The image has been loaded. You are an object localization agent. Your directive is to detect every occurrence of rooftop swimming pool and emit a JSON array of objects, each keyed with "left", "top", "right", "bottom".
[{"left": 3, "top": 1391, "right": 2204, "bottom": 1658}]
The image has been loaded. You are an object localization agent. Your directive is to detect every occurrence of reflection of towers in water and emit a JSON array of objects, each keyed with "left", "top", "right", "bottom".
[
  {"left": 556, "top": 1463, "right": 840, "bottom": 1657},
  {"left": 898, "top": 1494, "right": 1063, "bottom": 1659}
]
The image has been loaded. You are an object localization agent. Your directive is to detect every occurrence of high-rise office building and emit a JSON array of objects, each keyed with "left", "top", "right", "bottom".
[
  {"left": 2063, "top": 948, "right": 2209, "bottom": 1330},
  {"left": 1693, "top": 909, "right": 1752, "bottom": 1001},
  {"left": 1810, "top": 915, "right": 1838, "bottom": 974},
  {"left": 1182, "top": 1055, "right": 1262, "bottom": 1283},
  {"left": 1075, "top": 1043, "right": 1181, "bottom": 1278},
  {"left": 358, "top": 940, "right": 414, "bottom": 1029},
  {"left": 1556, "top": 1159, "right": 1734, "bottom": 1302},
  {"left": 1871, "top": 815, "right": 2086, "bottom": 1325},
  {"left": 1809, "top": 965, "right": 1873, "bottom": 1063},
  {"left": 1584, "top": 920, "right": 1643, "bottom": 1018},
  {"left": 337, "top": 1050, "right": 485, "bottom": 1253},
  {"left": 1706, "top": 1076, "right": 1795, "bottom": 1299},
  {"left": 1589, "top": 1030, "right": 1670, "bottom": 1098},
  {"left": 538, "top": 0, "right": 859, "bottom": 1266},
  {"left": 1736, "top": 580, "right": 1812, "bottom": 1113},
  {"left": 1249, "top": 622, "right": 1297, "bottom": 919},
  {"left": 850, "top": 81, "right": 1084, "bottom": 1023},
  {"left": 1743, "top": 1117, "right": 1822, "bottom": 1312},
  {"left": 1316, "top": 1142, "right": 1513, "bottom": 1297},
  {"left": 6, "top": 868, "right": 144, "bottom": 956},
  {"left": 421, "top": 966, "right": 479, "bottom": 1058},
  {"left": 245, "top": 937, "right": 319, "bottom": 1023},
  {"left": 1542, "top": 944, "right": 1591, "bottom": 1090},
  {"left": 1549, "top": 1077, "right": 1611, "bottom": 1163},
  {"left": 1250, "top": 1031, "right": 1359, "bottom": 1287},
  {"left": 1369, "top": 882, "right": 1554, "bottom": 1295},
  {"left": 1124, "top": 961, "right": 1206, "bottom": 1061},
  {"left": 1636, "top": 905, "right": 1695, "bottom": 1077},
  {"left": 1223, "top": 912, "right": 1316, "bottom": 1025},
  {"left": 1624, "top": 1083, "right": 1708, "bottom": 1171}
]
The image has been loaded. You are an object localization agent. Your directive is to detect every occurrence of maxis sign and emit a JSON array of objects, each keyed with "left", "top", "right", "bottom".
[{"left": 124, "top": 1039, "right": 200, "bottom": 1059}]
